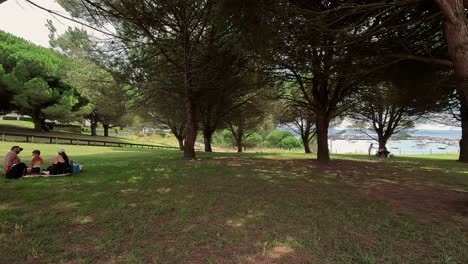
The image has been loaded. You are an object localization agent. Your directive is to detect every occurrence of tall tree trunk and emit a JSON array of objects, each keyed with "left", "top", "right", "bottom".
[
  {"left": 236, "top": 138, "right": 243, "bottom": 153},
  {"left": 177, "top": 137, "right": 185, "bottom": 151},
  {"left": 301, "top": 135, "right": 311, "bottom": 153},
  {"left": 32, "top": 110, "right": 46, "bottom": 132},
  {"left": 436, "top": 0, "right": 468, "bottom": 162},
  {"left": 184, "top": 97, "right": 197, "bottom": 159},
  {"left": 103, "top": 124, "right": 110, "bottom": 137},
  {"left": 90, "top": 118, "right": 98, "bottom": 136},
  {"left": 203, "top": 129, "right": 214, "bottom": 152},
  {"left": 377, "top": 133, "right": 389, "bottom": 149},
  {"left": 459, "top": 101, "right": 468, "bottom": 161},
  {"left": 170, "top": 126, "right": 185, "bottom": 151},
  {"left": 33, "top": 118, "right": 43, "bottom": 131},
  {"left": 315, "top": 113, "right": 330, "bottom": 162}
]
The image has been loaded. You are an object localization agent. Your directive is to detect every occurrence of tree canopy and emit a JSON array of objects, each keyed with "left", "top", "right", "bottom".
[{"left": 0, "top": 30, "right": 85, "bottom": 130}]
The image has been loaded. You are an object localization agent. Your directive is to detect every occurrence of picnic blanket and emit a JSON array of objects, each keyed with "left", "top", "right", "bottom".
[
  {"left": 23, "top": 165, "right": 84, "bottom": 178},
  {"left": 23, "top": 173, "right": 72, "bottom": 178}
]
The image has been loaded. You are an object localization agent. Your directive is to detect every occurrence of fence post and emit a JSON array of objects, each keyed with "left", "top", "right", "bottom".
[
  {"left": 50, "top": 138, "right": 52, "bottom": 144},
  {"left": 2, "top": 133, "right": 4, "bottom": 141},
  {"left": 56, "top": 137, "right": 58, "bottom": 144}
]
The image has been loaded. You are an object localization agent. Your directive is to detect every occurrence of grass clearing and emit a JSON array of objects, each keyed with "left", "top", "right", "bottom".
[
  {"left": 0, "top": 120, "right": 35, "bottom": 129},
  {"left": 0, "top": 123, "right": 177, "bottom": 148},
  {"left": 0, "top": 142, "right": 467, "bottom": 263}
]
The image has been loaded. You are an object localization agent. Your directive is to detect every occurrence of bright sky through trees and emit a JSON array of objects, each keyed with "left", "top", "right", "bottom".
[
  {"left": 0, "top": 0, "right": 460, "bottom": 132},
  {"left": 0, "top": 0, "right": 89, "bottom": 47}
]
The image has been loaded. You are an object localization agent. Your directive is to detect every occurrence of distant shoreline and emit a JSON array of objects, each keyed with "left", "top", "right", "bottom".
[{"left": 329, "top": 129, "right": 461, "bottom": 141}]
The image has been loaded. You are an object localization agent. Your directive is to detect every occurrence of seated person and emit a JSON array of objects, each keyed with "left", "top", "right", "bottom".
[
  {"left": 377, "top": 147, "right": 390, "bottom": 158},
  {"left": 3, "top": 146, "right": 27, "bottom": 179},
  {"left": 28, "top": 150, "right": 43, "bottom": 174},
  {"left": 46, "top": 149, "right": 71, "bottom": 175}
]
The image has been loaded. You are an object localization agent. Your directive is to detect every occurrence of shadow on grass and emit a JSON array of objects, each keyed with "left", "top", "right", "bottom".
[{"left": 1, "top": 149, "right": 467, "bottom": 263}]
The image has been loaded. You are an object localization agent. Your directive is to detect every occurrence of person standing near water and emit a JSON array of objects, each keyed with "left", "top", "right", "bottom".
[{"left": 368, "top": 143, "right": 374, "bottom": 156}]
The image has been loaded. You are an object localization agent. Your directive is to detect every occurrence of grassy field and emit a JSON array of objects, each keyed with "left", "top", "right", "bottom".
[
  {"left": 0, "top": 120, "right": 35, "bottom": 129},
  {"left": 0, "top": 120, "right": 178, "bottom": 147},
  {"left": 0, "top": 142, "right": 467, "bottom": 263}
]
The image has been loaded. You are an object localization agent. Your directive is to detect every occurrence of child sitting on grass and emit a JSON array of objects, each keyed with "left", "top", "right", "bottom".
[{"left": 29, "top": 150, "right": 43, "bottom": 174}]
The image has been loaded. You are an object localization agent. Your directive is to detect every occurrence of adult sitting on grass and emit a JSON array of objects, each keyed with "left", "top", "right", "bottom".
[
  {"left": 377, "top": 147, "right": 391, "bottom": 158},
  {"left": 2, "top": 146, "right": 27, "bottom": 179},
  {"left": 46, "top": 149, "right": 71, "bottom": 175}
]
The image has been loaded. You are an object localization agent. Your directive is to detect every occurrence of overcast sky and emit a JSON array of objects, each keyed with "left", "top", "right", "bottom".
[
  {"left": 0, "top": 1, "right": 461, "bottom": 130},
  {"left": 0, "top": 0, "right": 83, "bottom": 47}
]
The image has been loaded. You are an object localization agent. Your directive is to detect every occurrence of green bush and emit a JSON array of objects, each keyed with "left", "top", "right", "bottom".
[
  {"left": 19, "top": 116, "right": 33, "bottom": 121},
  {"left": 2, "top": 116, "right": 18, "bottom": 121},
  {"left": 280, "top": 136, "right": 302, "bottom": 149},
  {"left": 265, "top": 130, "right": 296, "bottom": 148},
  {"left": 244, "top": 133, "right": 263, "bottom": 148},
  {"left": 212, "top": 131, "right": 226, "bottom": 146},
  {"left": 222, "top": 130, "right": 235, "bottom": 146}
]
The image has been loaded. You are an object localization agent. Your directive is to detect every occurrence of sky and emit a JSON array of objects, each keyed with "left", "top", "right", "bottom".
[
  {"left": 0, "top": 0, "right": 84, "bottom": 47},
  {"left": 0, "top": 1, "right": 461, "bottom": 131}
]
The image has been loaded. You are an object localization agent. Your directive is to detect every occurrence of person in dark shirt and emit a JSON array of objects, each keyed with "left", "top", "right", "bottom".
[{"left": 47, "top": 148, "right": 71, "bottom": 175}]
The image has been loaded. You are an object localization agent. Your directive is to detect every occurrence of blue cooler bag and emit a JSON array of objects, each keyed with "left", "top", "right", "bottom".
[{"left": 72, "top": 164, "right": 80, "bottom": 173}]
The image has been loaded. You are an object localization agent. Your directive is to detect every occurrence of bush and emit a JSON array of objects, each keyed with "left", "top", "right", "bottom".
[
  {"left": 222, "top": 130, "right": 235, "bottom": 146},
  {"left": 19, "top": 116, "right": 33, "bottom": 121},
  {"left": 2, "top": 116, "right": 19, "bottom": 121},
  {"left": 265, "top": 130, "right": 296, "bottom": 148},
  {"left": 212, "top": 131, "right": 226, "bottom": 146},
  {"left": 244, "top": 133, "right": 263, "bottom": 148},
  {"left": 280, "top": 136, "right": 302, "bottom": 149}
]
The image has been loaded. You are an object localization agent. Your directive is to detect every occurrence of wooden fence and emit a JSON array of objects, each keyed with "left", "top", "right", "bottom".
[{"left": 0, "top": 132, "right": 180, "bottom": 150}]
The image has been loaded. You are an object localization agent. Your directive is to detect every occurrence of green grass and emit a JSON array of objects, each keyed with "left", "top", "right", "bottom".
[
  {"left": 0, "top": 121, "right": 178, "bottom": 148},
  {"left": 0, "top": 120, "right": 35, "bottom": 129},
  {"left": 0, "top": 142, "right": 467, "bottom": 263}
]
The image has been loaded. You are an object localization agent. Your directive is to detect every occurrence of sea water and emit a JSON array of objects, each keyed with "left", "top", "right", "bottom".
[
  {"left": 328, "top": 129, "right": 461, "bottom": 155},
  {"left": 329, "top": 139, "right": 459, "bottom": 155}
]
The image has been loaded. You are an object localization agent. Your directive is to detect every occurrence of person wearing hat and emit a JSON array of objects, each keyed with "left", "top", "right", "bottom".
[
  {"left": 47, "top": 148, "right": 71, "bottom": 175},
  {"left": 3, "top": 146, "right": 27, "bottom": 179}
]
